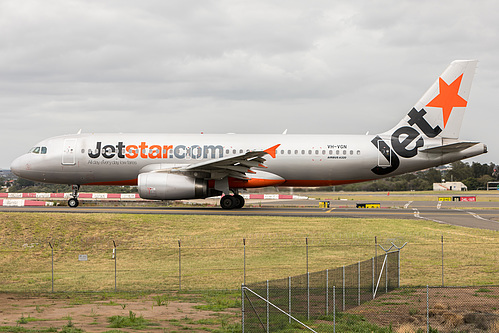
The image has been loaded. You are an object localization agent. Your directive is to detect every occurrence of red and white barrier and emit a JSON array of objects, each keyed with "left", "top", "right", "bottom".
[
  {"left": 0, "top": 199, "right": 54, "bottom": 207},
  {"left": 0, "top": 193, "right": 141, "bottom": 199},
  {"left": 240, "top": 194, "right": 308, "bottom": 200},
  {"left": 0, "top": 192, "right": 307, "bottom": 205}
]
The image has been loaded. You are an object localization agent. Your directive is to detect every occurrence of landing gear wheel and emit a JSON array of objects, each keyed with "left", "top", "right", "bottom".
[
  {"left": 220, "top": 195, "right": 236, "bottom": 210},
  {"left": 68, "top": 198, "right": 79, "bottom": 208},
  {"left": 234, "top": 194, "right": 245, "bottom": 209},
  {"left": 69, "top": 184, "right": 80, "bottom": 208}
]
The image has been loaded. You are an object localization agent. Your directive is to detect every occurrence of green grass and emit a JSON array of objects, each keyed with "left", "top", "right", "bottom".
[
  {"left": 194, "top": 291, "right": 241, "bottom": 311},
  {"left": 107, "top": 310, "right": 157, "bottom": 329},
  {"left": 0, "top": 327, "right": 58, "bottom": 332},
  {"left": 152, "top": 294, "right": 169, "bottom": 306},
  {"left": 264, "top": 312, "right": 394, "bottom": 332},
  {"left": 308, "top": 190, "right": 499, "bottom": 202},
  {"left": 17, "top": 314, "right": 43, "bottom": 324},
  {"left": 0, "top": 212, "right": 498, "bottom": 292}
]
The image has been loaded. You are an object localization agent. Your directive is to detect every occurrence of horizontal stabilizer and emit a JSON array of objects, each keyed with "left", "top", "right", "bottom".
[{"left": 421, "top": 142, "right": 479, "bottom": 154}]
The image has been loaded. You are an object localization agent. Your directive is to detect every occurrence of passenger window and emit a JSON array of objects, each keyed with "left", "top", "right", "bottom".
[
  {"left": 350, "top": 150, "right": 353, "bottom": 155},
  {"left": 343, "top": 150, "right": 347, "bottom": 155},
  {"left": 329, "top": 150, "right": 332, "bottom": 155},
  {"left": 233, "top": 149, "right": 236, "bottom": 154},
  {"left": 294, "top": 150, "right": 298, "bottom": 154},
  {"left": 226, "top": 149, "right": 229, "bottom": 154},
  {"left": 301, "top": 150, "right": 305, "bottom": 155},
  {"left": 41, "top": 147, "right": 47, "bottom": 154},
  {"left": 357, "top": 150, "right": 361, "bottom": 155},
  {"left": 322, "top": 150, "right": 326, "bottom": 155},
  {"left": 315, "top": 150, "right": 319, "bottom": 155},
  {"left": 280, "top": 150, "right": 284, "bottom": 154},
  {"left": 336, "top": 150, "right": 339, "bottom": 155},
  {"left": 308, "top": 150, "right": 312, "bottom": 155},
  {"left": 288, "top": 150, "right": 291, "bottom": 154}
]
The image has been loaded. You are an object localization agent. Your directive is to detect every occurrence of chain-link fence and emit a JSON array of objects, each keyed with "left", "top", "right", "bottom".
[
  {"left": 243, "top": 284, "right": 499, "bottom": 332},
  {"left": 350, "top": 285, "right": 499, "bottom": 333},
  {"left": 242, "top": 252, "right": 399, "bottom": 332},
  {"left": 1, "top": 236, "right": 499, "bottom": 292}
]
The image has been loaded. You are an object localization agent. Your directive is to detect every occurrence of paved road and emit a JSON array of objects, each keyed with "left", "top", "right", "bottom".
[{"left": 1, "top": 199, "right": 499, "bottom": 231}]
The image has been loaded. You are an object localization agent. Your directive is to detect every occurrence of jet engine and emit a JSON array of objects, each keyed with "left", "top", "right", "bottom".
[{"left": 138, "top": 172, "right": 208, "bottom": 200}]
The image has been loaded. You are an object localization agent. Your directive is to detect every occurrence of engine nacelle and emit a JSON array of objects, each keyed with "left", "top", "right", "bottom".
[{"left": 138, "top": 172, "right": 208, "bottom": 200}]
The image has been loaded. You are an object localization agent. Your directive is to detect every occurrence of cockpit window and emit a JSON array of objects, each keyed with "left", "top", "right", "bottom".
[{"left": 29, "top": 146, "right": 47, "bottom": 154}]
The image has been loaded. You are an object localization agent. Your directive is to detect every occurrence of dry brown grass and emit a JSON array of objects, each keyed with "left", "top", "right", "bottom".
[{"left": 0, "top": 212, "right": 498, "bottom": 291}]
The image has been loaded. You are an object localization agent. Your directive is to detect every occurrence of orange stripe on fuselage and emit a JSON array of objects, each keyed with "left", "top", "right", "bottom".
[
  {"left": 280, "top": 179, "right": 374, "bottom": 187},
  {"left": 84, "top": 179, "right": 138, "bottom": 186},
  {"left": 83, "top": 178, "right": 372, "bottom": 188}
]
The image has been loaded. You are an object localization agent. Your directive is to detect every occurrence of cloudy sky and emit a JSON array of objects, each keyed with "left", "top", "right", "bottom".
[{"left": 1, "top": 0, "right": 498, "bottom": 168}]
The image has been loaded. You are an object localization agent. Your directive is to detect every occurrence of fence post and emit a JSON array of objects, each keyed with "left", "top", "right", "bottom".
[
  {"left": 385, "top": 253, "right": 388, "bottom": 293},
  {"left": 441, "top": 235, "right": 444, "bottom": 287},
  {"left": 306, "top": 237, "right": 309, "bottom": 321},
  {"left": 307, "top": 271, "right": 310, "bottom": 320},
  {"left": 374, "top": 236, "right": 377, "bottom": 278},
  {"left": 372, "top": 257, "right": 375, "bottom": 299},
  {"left": 289, "top": 276, "right": 291, "bottom": 324},
  {"left": 306, "top": 237, "right": 309, "bottom": 274},
  {"left": 243, "top": 238, "right": 246, "bottom": 285},
  {"left": 49, "top": 242, "right": 54, "bottom": 293},
  {"left": 342, "top": 265, "right": 345, "bottom": 311},
  {"left": 266, "top": 280, "right": 269, "bottom": 332},
  {"left": 241, "top": 284, "right": 245, "bottom": 333},
  {"left": 358, "top": 261, "right": 361, "bottom": 306},
  {"left": 426, "top": 285, "right": 429, "bottom": 333},
  {"left": 326, "top": 269, "right": 329, "bottom": 316},
  {"left": 178, "top": 239, "right": 182, "bottom": 291},
  {"left": 113, "top": 240, "right": 117, "bottom": 292},
  {"left": 333, "top": 285, "right": 336, "bottom": 333},
  {"left": 398, "top": 248, "right": 401, "bottom": 288}
]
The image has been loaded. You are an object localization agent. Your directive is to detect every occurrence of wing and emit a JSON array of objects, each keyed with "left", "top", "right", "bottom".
[{"left": 152, "top": 144, "right": 281, "bottom": 180}]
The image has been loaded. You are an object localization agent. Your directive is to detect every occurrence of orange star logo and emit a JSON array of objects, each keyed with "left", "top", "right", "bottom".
[{"left": 426, "top": 74, "right": 467, "bottom": 128}]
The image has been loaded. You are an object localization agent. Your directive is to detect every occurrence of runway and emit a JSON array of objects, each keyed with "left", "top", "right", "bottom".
[{"left": 1, "top": 198, "right": 499, "bottom": 231}]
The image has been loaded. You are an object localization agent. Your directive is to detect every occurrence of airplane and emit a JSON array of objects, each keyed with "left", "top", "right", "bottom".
[{"left": 10, "top": 60, "right": 487, "bottom": 209}]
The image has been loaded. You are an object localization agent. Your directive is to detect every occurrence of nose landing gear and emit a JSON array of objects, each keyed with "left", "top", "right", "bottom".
[{"left": 68, "top": 185, "right": 80, "bottom": 208}]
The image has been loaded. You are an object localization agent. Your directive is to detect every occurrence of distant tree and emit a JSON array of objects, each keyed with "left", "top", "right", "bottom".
[
  {"left": 463, "top": 177, "right": 481, "bottom": 190},
  {"left": 424, "top": 168, "right": 442, "bottom": 184},
  {"left": 477, "top": 175, "right": 494, "bottom": 189},
  {"left": 447, "top": 161, "right": 473, "bottom": 181}
]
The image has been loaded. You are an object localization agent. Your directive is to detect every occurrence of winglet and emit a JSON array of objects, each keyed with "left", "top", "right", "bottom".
[{"left": 264, "top": 144, "right": 281, "bottom": 158}]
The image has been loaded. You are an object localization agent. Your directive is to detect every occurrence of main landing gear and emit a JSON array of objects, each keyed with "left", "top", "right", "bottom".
[
  {"left": 220, "top": 193, "right": 245, "bottom": 210},
  {"left": 68, "top": 185, "right": 80, "bottom": 208}
]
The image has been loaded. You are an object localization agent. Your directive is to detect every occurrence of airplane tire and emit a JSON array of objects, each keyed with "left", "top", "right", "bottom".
[
  {"left": 68, "top": 198, "right": 79, "bottom": 208},
  {"left": 234, "top": 195, "right": 245, "bottom": 209},
  {"left": 220, "top": 195, "right": 236, "bottom": 210}
]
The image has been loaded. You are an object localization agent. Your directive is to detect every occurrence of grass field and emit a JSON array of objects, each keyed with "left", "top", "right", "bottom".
[
  {"left": 1, "top": 211, "right": 498, "bottom": 293},
  {"left": 305, "top": 190, "right": 499, "bottom": 202}
]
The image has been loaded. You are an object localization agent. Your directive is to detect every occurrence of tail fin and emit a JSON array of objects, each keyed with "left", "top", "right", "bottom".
[{"left": 388, "top": 60, "right": 477, "bottom": 139}]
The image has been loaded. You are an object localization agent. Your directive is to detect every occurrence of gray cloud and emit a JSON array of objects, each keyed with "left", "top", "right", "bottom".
[{"left": 1, "top": 0, "right": 498, "bottom": 167}]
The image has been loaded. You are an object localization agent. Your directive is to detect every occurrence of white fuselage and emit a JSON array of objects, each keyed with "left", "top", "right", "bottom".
[{"left": 10, "top": 132, "right": 486, "bottom": 187}]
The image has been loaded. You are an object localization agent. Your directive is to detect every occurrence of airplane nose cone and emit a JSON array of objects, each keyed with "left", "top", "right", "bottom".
[{"left": 10, "top": 155, "right": 27, "bottom": 177}]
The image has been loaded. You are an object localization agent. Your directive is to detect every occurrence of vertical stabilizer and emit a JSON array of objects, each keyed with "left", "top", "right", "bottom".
[{"left": 388, "top": 60, "right": 477, "bottom": 139}]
